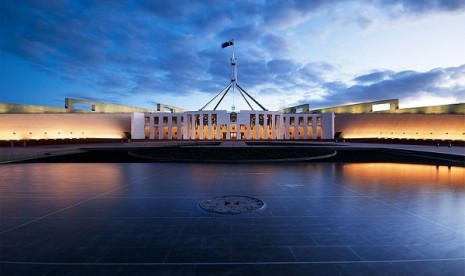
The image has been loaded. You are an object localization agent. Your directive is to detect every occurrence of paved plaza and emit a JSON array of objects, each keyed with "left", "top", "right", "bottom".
[{"left": 1, "top": 159, "right": 464, "bottom": 275}]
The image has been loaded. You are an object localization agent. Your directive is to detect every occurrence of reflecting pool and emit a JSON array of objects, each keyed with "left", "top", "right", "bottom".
[{"left": 0, "top": 162, "right": 464, "bottom": 275}]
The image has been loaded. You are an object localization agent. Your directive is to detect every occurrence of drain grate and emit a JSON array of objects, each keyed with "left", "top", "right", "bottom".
[{"left": 199, "top": 195, "right": 265, "bottom": 215}]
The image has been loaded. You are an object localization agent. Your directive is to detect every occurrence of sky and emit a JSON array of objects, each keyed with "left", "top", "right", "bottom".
[{"left": 1, "top": 0, "right": 464, "bottom": 112}]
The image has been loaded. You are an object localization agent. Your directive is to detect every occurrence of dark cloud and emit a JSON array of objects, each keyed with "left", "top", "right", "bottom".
[
  {"left": 309, "top": 65, "right": 465, "bottom": 108},
  {"left": 1, "top": 0, "right": 463, "bottom": 109},
  {"left": 353, "top": 71, "right": 394, "bottom": 84}
]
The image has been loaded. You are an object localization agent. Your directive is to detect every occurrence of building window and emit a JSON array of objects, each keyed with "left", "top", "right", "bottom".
[
  {"left": 212, "top": 114, "right": 217, "bottom": 126},
  {"left": 230, "top": 112, "right": 237, "bottom": 123},
  {"left": 250, "top": 114, "right": 256, "bottom": 126},
  {"left": 203, "top": 114, "right": 208, "bottom": 125}
]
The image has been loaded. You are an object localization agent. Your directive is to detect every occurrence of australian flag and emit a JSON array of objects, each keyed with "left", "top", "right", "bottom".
[{"left": 221, "top": 39, "right": 234, "bottom": 48}]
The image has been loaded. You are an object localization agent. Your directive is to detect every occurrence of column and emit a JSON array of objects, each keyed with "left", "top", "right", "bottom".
[
  {"left": 158, "top": 116, "right": 163, "bottom": 139},
  {"left": 207, "top": 113, "right": 212, "bottom": 139},
  {"left": 255, "top": 113, "right": 259, "bottom": 139},
  {"left": 199, "top": 113, "right": 204, "bottom": 139},
  {"left": 263, "top": 114, "right": 268, "bottom": 139},
  {"left": 293, "top": 116, "right": 297, "bottom": 140},
  {"left": 312, "top": 116, "right": 317, "bottom": 139},
  {"left": 167, "top": 116, "right": 172, "bottom": 140},
  {"left": 217, "top": 120, "right": 221, "bottom": 140},
  {"left": 182, "top": 115, "right": 188, "bottom": 140},
  {"left": 191, "top": 115, "right": 196, "bottom": 140},
  {"left": 303, "top": 116, "right": 308, "bottom": 140},
  {"left": 246, "top": 114, "right": 251, "bottom": 139},
  {"left": 176, "top": 116, "right": 181, "bottom": 139},
  {"left": 271, "top": 115, "right": 275, "bottom": 139},
  {"left": 149, "top": 116, "right": 155, "bottom": 139},
  {"left": 282, "top": 115, "right": 291, "bottom": 140}
]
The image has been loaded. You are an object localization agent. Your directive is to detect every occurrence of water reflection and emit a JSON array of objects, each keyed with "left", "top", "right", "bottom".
[
  {"left": 336, "top": 163, "right": 465, "bottom": 192},
  {"left": 0, "top": 163, "right": 126, "bottom": 198}
]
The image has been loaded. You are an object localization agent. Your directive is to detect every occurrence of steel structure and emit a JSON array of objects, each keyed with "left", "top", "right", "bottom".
[{"left": 200, "top": 40, "right": 268, "bottom": 111}]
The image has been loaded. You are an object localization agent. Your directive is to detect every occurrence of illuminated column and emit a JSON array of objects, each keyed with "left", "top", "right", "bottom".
[
  {"left": 149, "top": 116, "right": 155, "bottom": 139},
  {"left": 278, "top": 115, "right": 283, "bottom": 139},
  {"left": 207, "top": 113, "right": 212, "bottom": 139},
  {"left": 293, "top": 116, "right": 297, "bottom": 140},
  {"left": 270, "top": 115, "right": 275, "bottom": 139},
  {"left": 246, "top": 114, "right": 251, "bottom": 139},
  {"left": 312, "top": 116, "right": 317, "bottom": 139},
  {"left": 303, "top": 117, "right": 308, "bottom": 139},
  {"left": 216, "top": 119, "right": 221, "bottom": 139},
  {"left": 158, "top": 116, "right": 163, "bottom": 139},
  {"left": 199, "top": 113, "right": 203, "bottom": 139},
  {"left": 283, "top": 116, "right": 288, "bottom": 139},
  {"left": 263, "top": 114, "right": 268, "bottom": 139},
  {"left": 294, "top": 116, "right": 300, "bottom": 140},
  {"left": 182, "top": 114, "right": 189, "bottom": 140},
  {"left": 177, "top": 115, "right": 182, "bottom": 139},
  {"left": 191, "top": 114, "right": 196, "bottom": 140},
  {"left": 255, "top": 112, "right": 259, "bottom": 139},
  {"left": 168, "top": 116, "right": 173, "bottom": 140}
]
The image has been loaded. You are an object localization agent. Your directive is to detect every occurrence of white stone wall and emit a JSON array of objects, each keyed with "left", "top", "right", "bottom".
[{"left": 138, "top": 110, "right": 334, "bottom": 140}]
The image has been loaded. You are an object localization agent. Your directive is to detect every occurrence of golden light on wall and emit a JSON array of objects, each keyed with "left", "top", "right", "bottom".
[
  {"left": 0, "top": 114, "right": 130, "bottom": 140},
  {"left": 336, "top": 114, "right": 465, "bottom": 140}
]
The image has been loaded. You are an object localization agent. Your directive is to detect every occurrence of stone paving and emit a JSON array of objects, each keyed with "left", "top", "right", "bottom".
[{"left": 1, "top": 161, "right": 464, "bottom": 275}]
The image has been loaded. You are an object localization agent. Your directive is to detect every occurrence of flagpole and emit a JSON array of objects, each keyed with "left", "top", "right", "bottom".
[
  {"left": 231, "top": 40, "right": 236, "bottom": 111},
  {"left": 199, "top": 39, "right": 267, "bottom": 111}
]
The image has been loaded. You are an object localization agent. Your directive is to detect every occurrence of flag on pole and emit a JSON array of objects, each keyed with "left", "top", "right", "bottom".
[{"left": 221, "top": 39, "right": 234, "bottom": 48}]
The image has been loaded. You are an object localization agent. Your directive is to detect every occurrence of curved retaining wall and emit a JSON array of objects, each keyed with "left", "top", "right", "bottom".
[
  {"left": 0, "top": 113, "right": 131, "bottom": 140},
  {"left": 335, "top": 114, "right": 465, "bottom": 140}
]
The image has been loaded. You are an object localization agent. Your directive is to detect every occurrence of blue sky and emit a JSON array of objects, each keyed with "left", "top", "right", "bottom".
[{"left": 1, "top": 0, "right": 464, "bottom": 111}]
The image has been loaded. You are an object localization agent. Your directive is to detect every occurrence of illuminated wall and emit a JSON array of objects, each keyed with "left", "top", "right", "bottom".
[
  {"left": 0, "top": 114, "right": 131, "bottom": 140},
  {"left": 136, "top": 111, "right": 334, "bottom": 140},
  {"left": 335, "top": 114, "right": 465, "bottom": 140}
]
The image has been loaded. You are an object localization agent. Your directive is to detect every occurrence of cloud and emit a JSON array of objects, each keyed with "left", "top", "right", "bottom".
[
  {"left": 308, "top": 65, "right": 465, "bottom": 108},
  {"left": 356, "top": 13, "right": 374, "bottom": 30},
  {"left": 1, "top": 0, "right": 464, "bottom": 110},
  {"left": 353, "top": 71, "right": 394, "bottom": 84},
  {"left": 378, "top": 0, "right": 465, "bottom": 17}
]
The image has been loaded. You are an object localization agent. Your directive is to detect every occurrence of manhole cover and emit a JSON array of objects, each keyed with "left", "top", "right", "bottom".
[{"left": 199, "top": 195, "right": 265, "bottom": 215}]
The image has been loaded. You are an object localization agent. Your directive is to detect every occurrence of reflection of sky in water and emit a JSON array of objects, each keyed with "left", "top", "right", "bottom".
[{"left": 0, "top": 162, "right": 464, "bottom": 273}]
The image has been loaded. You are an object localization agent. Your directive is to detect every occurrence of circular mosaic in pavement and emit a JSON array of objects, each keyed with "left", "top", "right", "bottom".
[{"left": 199, "top": 195, "right": 265, "bottom": 215}]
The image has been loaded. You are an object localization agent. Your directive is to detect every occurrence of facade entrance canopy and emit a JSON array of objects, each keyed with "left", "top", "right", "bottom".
[{"left": 131, "top": 110, "right": 334, "bottom": 140}]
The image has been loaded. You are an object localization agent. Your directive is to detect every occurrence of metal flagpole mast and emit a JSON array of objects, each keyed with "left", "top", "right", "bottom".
[
  {"left": 199, "top": 39, "right": 267, "bottom": 111},
  {"left": 230, "top": 41, "right": 237, "bottom": 111}
]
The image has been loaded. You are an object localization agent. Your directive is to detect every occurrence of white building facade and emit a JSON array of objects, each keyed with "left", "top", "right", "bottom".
[{"left": 131, "top": 110, "right": 334, "bottom": 140}]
